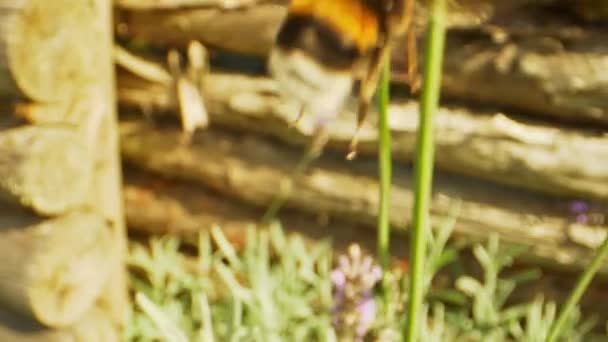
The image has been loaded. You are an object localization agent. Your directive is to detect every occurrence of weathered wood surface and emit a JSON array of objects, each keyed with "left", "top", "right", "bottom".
[
  {"left": 114, "top": 1, "right": 608, "bottom": 125},
  {"left": 0, "top": 208, "right": 113, "bottom": 327},
  {"left": 118, "top": 69, "right": 608, "bottom": 201},
  {"left": 0, "top": 0, "right": 128, "bottom": 335},
  {"left": 115, "top": 4, "right": 285, "bottom": 57},
  {"left": 571, "top": 0, "right": 608, "bottom": 21},
  {"left": 124, "top": 168, "right": 404, "bottom": 255},
  {"left": 430, "top": 33, "right": 608, "bottom": 126},
  {"left": 0, "top": 306, "right": 118, "bottom": 342},
  {"left": 120, "top": 121, "right": 608, "bottom": 274},
  {"left": 115, "top": 0, "right": 258, "bottom": 10},
  {"left": 91, "top": 0, "right": 130, "bottom": 331},
  {"left": 0, "top": 0, "right": 100, "bottom": 101},
  {"left": 0, "top": 126, "right": 91, "bottom": 215}
]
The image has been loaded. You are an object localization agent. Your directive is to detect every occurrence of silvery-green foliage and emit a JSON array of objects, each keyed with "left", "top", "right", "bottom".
[
  {"left": 124, "top": 218, "right": 600, "bottom": 342},
  {"left": 126, "top": 223, "right": 336, "bottom": 341}
]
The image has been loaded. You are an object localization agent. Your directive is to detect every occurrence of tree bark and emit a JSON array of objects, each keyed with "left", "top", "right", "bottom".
[
  {"left": 120, "top": 121, "right": 607, "bottom": 275},
  {"left": 0, "top": 209, "right": 113, "bottom": 327},
  {"left": 118, "top": 70, "right": 608, "bottom": 201},
  {"left": 0, "top": 0, "right": 101, "bottom": 101}
]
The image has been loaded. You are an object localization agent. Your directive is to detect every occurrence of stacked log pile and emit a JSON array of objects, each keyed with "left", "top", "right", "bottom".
[
  {"left": 114, "top": 0, "right": 608, "bottom": 315},
  {"left": 0, "top": 0, "right": 126, "bottom": 340},
  {"left": 115, "top": 0, "right": 608, "bottom": 263}
]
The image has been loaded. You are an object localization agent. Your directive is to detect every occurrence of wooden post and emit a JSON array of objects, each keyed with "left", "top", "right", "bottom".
[
  {"left": 0, "top": 0, "right": 127, "bottom": 338},
  {"left": 92, "top": 0, "right": 130, "bottom": 331}
]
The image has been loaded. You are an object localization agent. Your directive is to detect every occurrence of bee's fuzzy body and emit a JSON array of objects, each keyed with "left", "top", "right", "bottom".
[{"left": 269, "top": 0, "right": 415, "bottom": 154}]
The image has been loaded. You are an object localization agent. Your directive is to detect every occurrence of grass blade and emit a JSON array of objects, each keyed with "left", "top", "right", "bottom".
[
  {"left": 546, "top": 233, "right": 608, "bottom": 342},
  {"left": 135, "top": 292, "right": 189, "bottom": 342},
  {"left": 377, "top": 54, "right": 393, "bottom": 273},
  {"left": 406, "top": 0, "right": 448, "bottom": 340},
  {"left": 198, "top": 294, "right": 214, "bottom": 342}
]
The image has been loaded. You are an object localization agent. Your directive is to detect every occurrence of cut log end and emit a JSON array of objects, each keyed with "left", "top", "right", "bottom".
[
  {"left": 1, "top": 0, "right": 101, "bottom": 101},
  {"left": 0, "top": 210, "right": 114, "bottom": 328},
  {"left": 0, "top": 305, "right": 118, "bottom": 342},
  {"left": 0, "top": 126, "right": 91, "bottom": 215}
]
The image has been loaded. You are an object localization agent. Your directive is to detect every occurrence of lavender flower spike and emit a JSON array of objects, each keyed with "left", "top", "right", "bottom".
[{"left": 331, "top": 244, "right": 383, "bottom": 341}]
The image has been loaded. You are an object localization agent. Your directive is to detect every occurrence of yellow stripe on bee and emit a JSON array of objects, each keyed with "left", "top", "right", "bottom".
[{"left": 289, "top": 0, "right": 379, "bottom": 52}]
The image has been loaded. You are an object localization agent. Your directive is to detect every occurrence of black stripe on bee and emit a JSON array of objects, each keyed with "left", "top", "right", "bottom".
[{"left": 275, "top": 15, "right": 365, "bottom": 71}]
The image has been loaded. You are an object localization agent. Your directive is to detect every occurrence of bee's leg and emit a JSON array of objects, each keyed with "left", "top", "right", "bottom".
[
  {"left": 296, "top": 124, "right": 329, "bottom": 173},
  {"left": 402, "top": 0, "right": 419, "bottom": 92},
  {"left": 347, "top": 44, "right": 394, "bottom": 160},
  {"left": 406, "top": 15, "right": 420, "bottom": 92},
  {"left": 346, "top": 48, "right": 384, "bottom": 160},
  {"left": 261, "top": 122, "right": 329, "bottom": 224},
  {"left": 288, "top": 105, "right": 306, "bottom": 128}
]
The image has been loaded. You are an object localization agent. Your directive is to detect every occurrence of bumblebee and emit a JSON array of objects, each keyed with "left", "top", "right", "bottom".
[
  {"left": 268, "top": 0, "right": 418, "bottom": 159},
  {"left": 262, "top": 0, "right": 417, "bottom": 222}
]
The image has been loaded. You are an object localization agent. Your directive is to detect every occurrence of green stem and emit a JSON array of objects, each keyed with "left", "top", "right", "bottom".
[
  {"left": 377, "top": 55, "right": 392, "bottom": 273},
  {"left": 546, "top": 233, "right": 608, "bottom": 342},
  {"left": 261, "top": 127, "right": 328, "bottom": 224},
  {"left": 405, "top": 0, "right": 447, "bottom": 341}
]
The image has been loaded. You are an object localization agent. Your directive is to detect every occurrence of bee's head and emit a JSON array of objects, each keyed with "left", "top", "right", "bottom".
[{"left": 268, "top": 0, "right": 380, "bottom": 123}]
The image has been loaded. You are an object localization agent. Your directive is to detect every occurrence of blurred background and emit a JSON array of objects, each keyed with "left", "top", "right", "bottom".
[{"left": 1, "top": 0, "right": 607, "bottom": 340}]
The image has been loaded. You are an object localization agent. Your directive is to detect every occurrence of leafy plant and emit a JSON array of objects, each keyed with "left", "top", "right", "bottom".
[
  {"left": 124, "top": 221, "right": 601, "bottom": 342},
  {"left": 126, "top": 224, "right": 336, "bottom": 341}
]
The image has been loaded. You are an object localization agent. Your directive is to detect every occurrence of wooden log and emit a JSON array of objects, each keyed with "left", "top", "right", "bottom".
[
  {"left": 115, "top": 0, "right": 259, "bottom": 10},
  {"left": 113, "top": 1, "right": 501, "bottom": 57},
  {"left": 120, "top": 121, "right": 608, "bottom": 275},
  {"left": 90, "top": 0, "right": 130, "bottom": 331},
  {"left": 0, "top": 0, "right": 128, "bottom": 334},
  {"left": 423, "top": 34, "right": 608, "bottom": 126},
  {"left": 0, "top": 0, "right": 100, "bottom": 101},
  {"left": 115, "top": 3, "right": 608, "bottom": 125},
  {"left": 0, "top": 306, "right": 118, "bottom": 342},
  {"left": 61, "top": 306, "right": 118, "bottom": 342},
  {"left": 117, "top": 70, "right": 608, "bottom": 202},
  {"left": 572, "top": 0, "right": 608, "bottom": 22},
  {"left": 115, "top": 4, "right": 286, "bottom": 57},
  {"left": 124, "top": 167, "right": 402, "bottom": 255},
  {"left": 0, "top": 126, "right": 91, "bottom": 216},
  {"left": 0, "top": 208, "right": 114, "bottom": 328}
]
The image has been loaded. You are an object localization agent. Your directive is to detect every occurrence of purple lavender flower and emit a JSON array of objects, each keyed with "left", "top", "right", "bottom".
[
  {"left": 569, "top": 200, "right": 589, "bottom": 224},
  {"left": 576, "top": 213, "right": 588, "bottom": 224},
  {"left": 570, "top": 200, "right": 589, "bottom": 215},
  {"left": 330, "top": 244, "right": 383, "bottom": 341},
  {"left": 356, "top": 291, "right": 376, "bottom": 338},
  {"left": 331, "top": 269, "right": 346, "bottom": 289}
]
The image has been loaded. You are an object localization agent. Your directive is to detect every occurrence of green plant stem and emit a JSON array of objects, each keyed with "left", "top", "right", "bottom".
[
  {"left": 261, "top": 127, "right": 328, "bottom": 224},
  {"left": 546, "top": 233, "right": 608, "bottom": 342},
  {"left": 405, "top": 0, "right": 447, "bottom": 341},
  {"left": 377, "top": 56, "right": 392, "bottom": 273}
]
